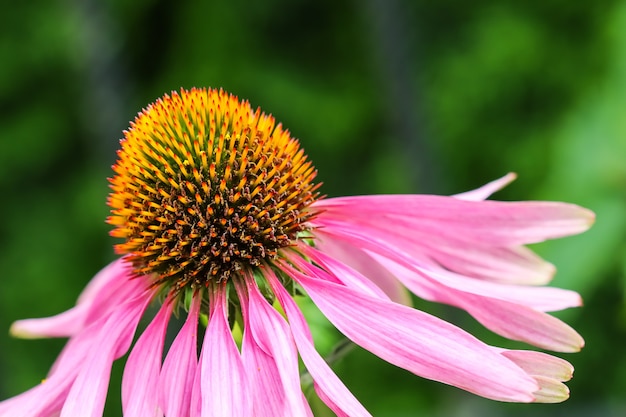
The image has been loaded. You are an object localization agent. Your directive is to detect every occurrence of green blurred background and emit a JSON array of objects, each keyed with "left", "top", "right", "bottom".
[{"left": 1, "top": 0, "right": 625, "bottom": 416}]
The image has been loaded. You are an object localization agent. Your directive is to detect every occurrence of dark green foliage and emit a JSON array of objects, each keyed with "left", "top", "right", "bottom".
[{"left": 1, "top": 0, "right": 624, "bottom": 415}]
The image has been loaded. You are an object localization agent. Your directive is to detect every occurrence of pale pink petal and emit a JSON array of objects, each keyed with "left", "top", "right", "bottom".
[
  {"left": 245, "top": 276, "right": 310, "bottom": 416},
  {"left": 362, "top": 252, "right": 583, "bottom": 351},
  {"left": 0, "top": 331, "right": 90, "bottom": 417},
  {"left": 362, "top": 251, "right": 584, "bottom": 351},
  {"left": 316, "top": 219, "right": 556, "bottom": 286},
  {"left": 200, "top": 285, "right": 251, "bottom": 417},
  {"left": 10, "top": 258, "right": 141, "bottom": 339},
  {"left": 266, "top": 269, "right": 373, "bottom": 417},
  {"left": 456, "top": 294, "right": 583, "bottom": 352},
  {"left": 60, "top": 294, "right": 150, "bottom": 417},
  {"left": 159, "top": 295, "right": 201, "bottom": 417},
  {"left": 500, "top": 350, "right": 574, "bottom": 382},
  {"left": 327, "top": 225, "right": 581, "bottom": 312},
  {"left": 313, "top": 196, "right": 594, "bottom": 246},
  {"left": 282, "top": 262, "right": 540, "bottom": 402},
  {"left": 453, "top": 173, "right": 517, "bottom": 201},
  {"left": 10, "top": 305, "right": 90, "bottom": 340},
  {"left": 418, "top": 243, "right": 556, "bottom": 285},
  {"left": 122, "top": 301, "right": 172, "bottom": 417},
  {"left": 376, "top": 253, "right": 581, "bottom": 312}
]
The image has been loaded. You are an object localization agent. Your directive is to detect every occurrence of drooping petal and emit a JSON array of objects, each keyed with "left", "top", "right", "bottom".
[
  {"left": 0, "top": 328, "right": 95, "bottom": 417},
  {"left": 200, "top": 284, "right": 251, "bottom": 417},
  {"left": 189, "top": 349, "right": 203, "bottom": 417},
  {"left": 10, "top": 258, "right": 141, "bottom": 339},
  {"left": 241, "top": 321, "right": 286, "bottom": 415},
  {"left": 266, "top": 269, "right": 373, "bottom": 417},
  {"left": 245, "top": 275, "right": 310, "bottom": 416},
  {"left": 495, "top": 349, "right": 574, "bottom": 403},
  {"left": 60, "top": 293, "right": 151, "bottom": 417},
  {"left": 122, "top": 301, "right": 172, "bottom": 417},
  {"left": 366, "top": 253, "right": 584, "bottom": 351},
  {"left": 456, "top": 293, "right": 583, "bottom": 352},
  {"left": 500, "top": 350, "right": 574, "bottom": 382},
  {"left": 158, "top": 294, "right": 201, "bottom": 417},
  {"left": 530, "top": 375, "right": 571, "bottom": 403},
  {"left": 315, "top": 224, "right": 584, "bottom": 351},
  {"left": 373, "top": 250, "right": 581, "bottom": 312},
  {"left": 282, "top": 262, "right": 540, "bottom": 402},
  {"left": 236, "top": 279, "right": 292, "bottom": 416},
  {"left": 453, "top": 172, "right": 517, "bottom": 201}
]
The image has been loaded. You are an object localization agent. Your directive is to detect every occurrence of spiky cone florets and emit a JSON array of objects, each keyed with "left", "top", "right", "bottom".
[{"left": 107, "top": 87, "right": 321, "bottom": 292}]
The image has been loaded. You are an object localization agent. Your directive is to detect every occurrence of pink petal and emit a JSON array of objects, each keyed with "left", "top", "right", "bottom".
[
  {"left": 375, "top": 252, "right": 581, "bottom": 312},
  {"left": 366, "top": 253, "right": 584, "bottom": 351},
  {"left": 200, "top": 285, "right": 251, "bottom": 417},
  {"left": 237, "top": 281, "right": 291, "bottom": 415},
  {"left": 314, "top": 234, "right": 412, "bottom": 304},
  {"left": 313, "top": 196, "right": 594, "bottom": 246},
  {"left": 241, "top": 324, "right": 286, "bottom": 415},
  {"left": 266, "top": 269, "right": 373, "bottom": 417},
  {"left": 245, "top": 276, "right": 310, "bottom": 416},
  {"left": 10, "top": 258, "right": 143, "bottom": 339},
  {"left": 282, "top": 262, "right": 540, "bottom": 402},
  {"left": 500, "top": 350, "right": 574, "bottom": 382},
  {"left": 60, "top": 294, "right": 150, "bottom": 417},
  {"left": 456, "top": 294, "right": 583, "bottom": 352},
  {"left": 189, "top": 350, "right": 202, "bottom": 417},
  {"left": 159, "top": 294, "right": 201, "bottom": 417},
  {"left": 289, "top": 245, "right": 390, "bottom": 300},
  {"left": 316, "top": 218, "right": 556, "bottom": 287},
  {"left": 452, "top": 173, "right": 517, "bottom": 201},
  {"left": 122, "top": 301, "right": 172, "bottom": 417}
]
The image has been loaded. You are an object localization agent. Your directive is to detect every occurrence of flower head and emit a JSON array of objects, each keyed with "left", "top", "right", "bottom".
[{"left": 1, "top": 87, "right": 594, "bottom": 417}]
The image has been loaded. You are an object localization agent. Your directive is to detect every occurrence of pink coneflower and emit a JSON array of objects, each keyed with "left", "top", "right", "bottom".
[{"left": 1, "top": 88, "right": 593, "bottom": 417}]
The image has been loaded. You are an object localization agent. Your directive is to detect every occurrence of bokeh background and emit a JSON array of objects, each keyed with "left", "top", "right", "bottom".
[{"left": 1, "top": 0, "right": 625, "bottom": 416}]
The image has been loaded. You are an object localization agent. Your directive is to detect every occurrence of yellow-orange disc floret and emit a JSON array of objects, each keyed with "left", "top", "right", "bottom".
[{"left": 107, "top": 88, "right": 321, "bottom": 291}]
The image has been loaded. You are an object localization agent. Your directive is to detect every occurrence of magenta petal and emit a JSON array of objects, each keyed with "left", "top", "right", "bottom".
[
  {"left": 200, "top": 285, "right": 251, "bottom": 417},
  {"left": 286, "top": 265, "right": 540, "bottom": 402},
  {"left": 241, "top": 323, "right": 286, "bottom": 415},
  {"left": 60, "top": 294, "right": 150, "bottom": 417},
  {"left": 159, "top": 295, "right": 201, "bottom": 417},
  {"left": 122, "top": 301, "right": 172, "bottom": 417},
  {"left": 246, "top": 279, "right": 310, "bottom": 416},
  {"left": 266, "top": 270, "right": 373, "bottom": 417},
  {"left": 297, "top": 244, "right": 392, "bottom": 300},
  {"left": 237, "top": 282, "right": 288, "bottom": 415}
]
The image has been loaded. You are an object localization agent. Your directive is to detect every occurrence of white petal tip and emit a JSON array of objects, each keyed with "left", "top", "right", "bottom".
[
  {"left": 532, "top": 376, "right": 571, "bottom": 403},
  {"left": 9, "top": 322, "right": 39, "bottom": 339}
]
